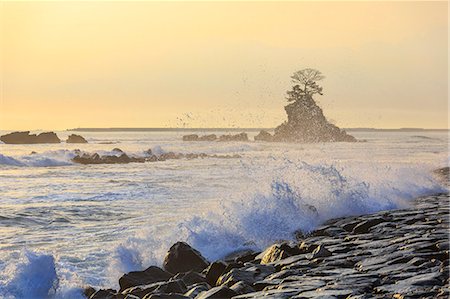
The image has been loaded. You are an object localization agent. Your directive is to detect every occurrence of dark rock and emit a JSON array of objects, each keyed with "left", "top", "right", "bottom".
[
  {"left": 308, "top": 245, "right": 332, "bottom": 259},
  {"left": 230, "top": 281, "right": 255, "bottom": 295},
  {"left": 196, "top": 285, "right": 237, "bottom": 299},
  {"left": 182, "top": 134, "right": 199, "bottom": 141},
  {"left": 218, "top": 133, "right": 248, "bottom": 142},
  {"left": 254, "top": 130, "right": 273, "bottom": 142},
  {"left": 184, "top": 283, "right": 210, "bottom": 298},
  {"left": 156, "top": 280, "right": 187, "bottom": 294},
  {"left": 119, "top": 266, "right": 172, "bottom": 292},
  {"left": 0, "top": 131, "right": 61, "bottom": 144},
  {"left": 143, "top": 293, "right": 190, "bottom": 299},
  {"left": 216, "top": 264, "right": 275, "bottom": 287},
  {"left": 67, "top": 134, "right": 88, "bottom": 143},
  {"left": 173, "top": 271, "right": 206, "bottom": 286},
  {"left": 199, "top": 134, "right": 217, "bottom": 141},
  {"left": 89, "top": 289, "right": 116, "bottom": 299},
  {"left": 205, "top": 261, "right": 227, "bottom": 286},
  {"left": 83, "top": 286, "right": 96, "bottom": 298},
  {"left": 353, "top": 218, "right": 386, "bottom": 234},
  {"left": 163, "top": 242, "right": 209, "bottom": 275},
  {"left": 224, "top": 249, "right": 258, "bottom": 263}
]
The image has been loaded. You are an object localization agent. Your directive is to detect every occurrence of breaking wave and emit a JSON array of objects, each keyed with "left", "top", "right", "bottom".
[{"left": 106, "top": 160, "right": 446, "bottom": 286}]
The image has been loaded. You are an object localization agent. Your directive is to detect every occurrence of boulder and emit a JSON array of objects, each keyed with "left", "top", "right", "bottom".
[
  {"left": 254, "top": 130, "right": 273, "bottom": 142},
  {"left": 259, "top": 243, "right": 301, "bottom": 264},
  {"left": 308, "top": 245, "right": 332, "bottom": 259},
  {"left": 196, "top": 285, "right": 237, "bottom": 299},
  {"left": 172, "top": 271, "right": 206, "bottom": 286},
  {"left": 216, "top": 264, "right": 275, "bottom": 287},
  {"left": 163, "top": 242, "right": 209, "bottom": 275},
  {"left": 230, "top": 281, "right": 255, "bottom": 295},
  {"left": 184, "top": 283, "right": 210, "bottom": 298},
  {"left": 0, "top": 131, "right": 61, "bottom": 144},
  {"left": 205, "top": 261, "right": 227, "bottom": 287},
  {"left": 118, "top": 266, "right": 172, "bottom": 292},
  {"left": 66, "top": 134, "right": 88, "bottom": 143},
  {"left": 352, "top": 218, "right": 385, "bottom": 234}
]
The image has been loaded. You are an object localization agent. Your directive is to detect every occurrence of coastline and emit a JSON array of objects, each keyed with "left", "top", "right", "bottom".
[{"left": 84, "top": 168, "right": 450, "bottom": 299}]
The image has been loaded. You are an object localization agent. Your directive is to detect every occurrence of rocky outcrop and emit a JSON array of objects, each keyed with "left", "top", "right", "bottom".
[
  {"left": 254, "top": 95, "right": 356, "bottom": 143},
  {"left": 83, "top": 191, "right": 449, "bottom": 299},
  {"left": 67, "top": 134, "right": 88, "bottom": 143},
  {"left": 273, "top": 97, "right": 356, "bottom": 142},
  {"left": 0, "top": 131, "right": 61, "bottom": 144}
]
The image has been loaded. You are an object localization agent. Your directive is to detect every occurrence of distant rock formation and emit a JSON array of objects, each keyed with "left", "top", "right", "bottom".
[
  {"left": 0, "top": 131, "right": 61, "bottom": 144},
  {"left": 72, "top": 149, "right": 241, "bottom": 165},
  {"left": 270, "top": 96, "right": 356, "bottom": 142},
  {"left": 183, "top": 133, "right": 248, "bottom": 142},
  {"left": 66, "top": 134, "right": 88, "bottom": 143},
  {"left": 218, "top": 133, "right": 248, "bottom": 142},
  {"left": 183, "top": 134, "right": 217, "bottom": 141},
  {"left": 255, "top": 68, "right": 356, "bottom": 143}
]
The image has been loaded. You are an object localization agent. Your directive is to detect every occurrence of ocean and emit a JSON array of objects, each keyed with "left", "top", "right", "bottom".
[{"left": 0, "top": 129, "right": 448, "bottom": 298}]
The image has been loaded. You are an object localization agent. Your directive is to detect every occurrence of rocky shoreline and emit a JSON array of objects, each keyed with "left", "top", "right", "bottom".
[{"left": 84, "top": 169, "right": 449, "bottom": 299}]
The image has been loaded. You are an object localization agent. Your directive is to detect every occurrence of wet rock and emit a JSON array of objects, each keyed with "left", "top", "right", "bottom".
[
  {"left": 230, "top": 281, "right": 255, "bottom": 294},
  {"left": 67, "top": 134, "right": 88, "bottom": 143},
  {"left": 224, "top": 249, "right": 258, "bottom": 264},
  {"left": 119, "top": 266, "right": 172, "bottom": 292},
  {"left": 216, "top": 264, "right": 275, "bottom": 287},
  {"left": 308, "top": 245, "right": 332, "bottom": 259},
  {"left": 83, "top": 286, "right": 96, "bottom": 298},
  {"left": 184, "top": 283, "right": 210, "bottom": 298},
  {"left": 352, "top": 218, "right": 386, "bottom": 234},
  {"left": 89, "top": 289, "right": 117, "bottom": 299},
  {"left": 205, "top": 261, "right": 227, "bottom": 286},
  {"left": 173, "top": 271, "right": 206, "bottom": 286},
  {"left": 259, "top": 243, "right": 300, "bottom": 264},
  {"left": 163, "top": 242, "right": 209, "bottom": 275},
  {"left": 196, "top": 285, "right": 237, "bottom": 299},
  {"left": 143, "top": 293, "right": 190, "bottom": 299},
  {"left": 0, "top": 131, "right": 61, "bottom": 144}
]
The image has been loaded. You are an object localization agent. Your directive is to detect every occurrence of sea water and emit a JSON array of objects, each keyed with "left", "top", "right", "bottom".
[{"left": 0, "top": 129, "right": 448, "bottom": 298}]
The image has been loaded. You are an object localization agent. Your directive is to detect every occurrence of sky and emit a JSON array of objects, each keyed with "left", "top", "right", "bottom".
[{"left": 0, "top": 1, "right": 448, "bottom": 130}]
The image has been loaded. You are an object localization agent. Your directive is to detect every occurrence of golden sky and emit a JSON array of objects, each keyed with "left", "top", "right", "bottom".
[{"left": 0, "top": 1, "right": 448, "bottom": 130}]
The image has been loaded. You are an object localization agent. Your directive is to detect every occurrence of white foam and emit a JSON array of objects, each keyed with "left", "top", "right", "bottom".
[{"left": 0, "top": 150, "right": 76, "bottom": 167}]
